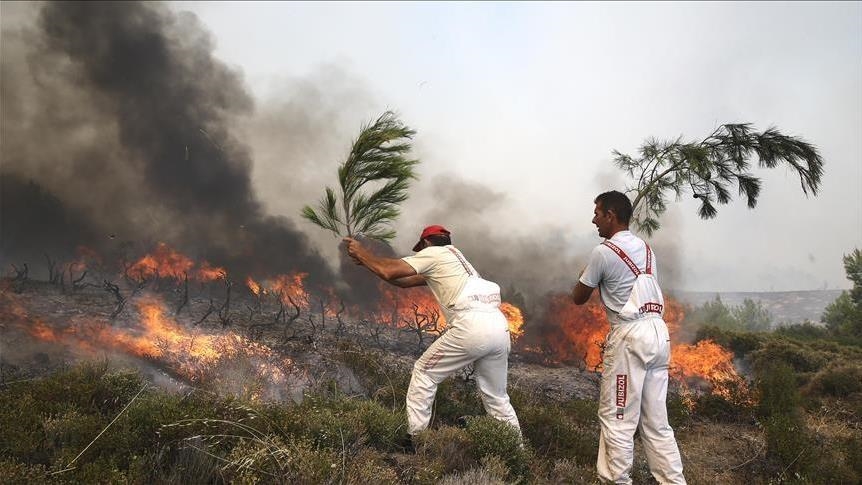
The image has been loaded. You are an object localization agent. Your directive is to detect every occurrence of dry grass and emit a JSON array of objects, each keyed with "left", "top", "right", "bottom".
[{"left": 673, "top": 421, "right": 764, "bottom": 485}]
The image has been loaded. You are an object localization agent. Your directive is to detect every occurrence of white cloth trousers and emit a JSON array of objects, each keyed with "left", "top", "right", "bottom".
[
  {"left": 597, "top": 316, "right": 686, "bottom": 484},
  {"left": 405, "top": 308, "right": 520, "bottom": 435}
]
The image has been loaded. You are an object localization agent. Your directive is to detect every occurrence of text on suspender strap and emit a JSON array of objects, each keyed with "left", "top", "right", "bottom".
[{"left": 602, "top": 240, "right": 652, "bottom": 277}]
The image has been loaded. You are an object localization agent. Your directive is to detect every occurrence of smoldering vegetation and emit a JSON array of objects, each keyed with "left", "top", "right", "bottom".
[
  {"left": 1, "top": 1, "right": 331, "bottom": 288},
  {"left": 1, "top": 0, "right": 684, "bottom": 329}
]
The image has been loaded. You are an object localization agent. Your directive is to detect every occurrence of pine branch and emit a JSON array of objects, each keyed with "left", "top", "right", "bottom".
[
  {"left": 301, "top": 111, "right": 419, "bottom": 242},
  {"left": 618, "top": 123, "right": 823, "bottom": 235}
]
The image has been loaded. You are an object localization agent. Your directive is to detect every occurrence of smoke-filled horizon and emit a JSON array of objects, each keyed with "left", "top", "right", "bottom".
[
  {"left": 0, "top": 1, "right": 646, "bottom": 310},
  {"left": 0, "top": 1, "right": 335, "bottom": 289},
  {"left": 2, "top": 1, "right": 860, "bottom": 298}
]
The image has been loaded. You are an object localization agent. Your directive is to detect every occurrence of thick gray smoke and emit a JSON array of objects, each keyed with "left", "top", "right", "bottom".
[{"left": 1, "top": 2, "right": 331, "bottom": 286}]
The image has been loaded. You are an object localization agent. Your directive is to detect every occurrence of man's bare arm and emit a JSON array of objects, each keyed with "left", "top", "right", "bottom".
[
  {"left": 391, "top": 274, "right": 427, "bottom": 288},
  {"left": 572, "top": 281, "right": 595, "bottom": 305},
  {"left": 343, "top": 237, "right": 419, "bottom": 282}
]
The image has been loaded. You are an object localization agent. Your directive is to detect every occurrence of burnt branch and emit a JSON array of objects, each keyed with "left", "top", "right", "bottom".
[
  {"left": 44, "top": 253, "right": 61, "bottom": 285},
  {"left": 195, "top": 298, "right": 216, "bottom": 326},
  {"left": 401, "top": 303, "right": 442, "bottom": 355},
  {"left": 175, "top": 272, "right": 189, "bottom": 316},
  {"left": 217, "top": 272, "right": 232, "bottom": 327},
  {"left": 12, "top": 263, "right": 29, "bottom": 281},
  {"left": 103, "top": 280, "right": 126, "bottom": 320},
  {"left": 72, "top": 269, "right": 88, "bottom": 292},
  {"left": 333, "top": 298, "right": 347, "bottom": 341}
]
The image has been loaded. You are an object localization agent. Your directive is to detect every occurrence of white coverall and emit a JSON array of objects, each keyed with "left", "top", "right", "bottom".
[
  {"left": 581, "top": 234, "right": 686, "bottom": 484},
  {"left": 402, "top": 245, "right": 520, "bottom": 435}
]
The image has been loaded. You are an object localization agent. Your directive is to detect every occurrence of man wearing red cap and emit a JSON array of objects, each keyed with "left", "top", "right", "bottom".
[{"left": 343, "top": 225, "right": 521, "bottom": 437}]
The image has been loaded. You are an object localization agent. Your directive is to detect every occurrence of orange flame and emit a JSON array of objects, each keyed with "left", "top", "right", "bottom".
[
  {"left": 128, "top": 243, "right": 225, "bottom": 282},
  {"left": 671, "top": 339, "right": 746, "bottom": 399},
  {"left": 128, "top": 243, "right": 194, "bottom": 279},
  {"left": 533, "top": 294, "right": 743, "bottom": 396},
  {"left": 246, "top": 276, "right": 262, "bottom": 296},
  {"left": 196, "top": 262, "right": 226, "bottom": 282},
  {"left": 500, "top": 302, "right": 525, "bottom": 340},
  {"left": 271, "top": 272, "right": 310, "bottom": 306}
]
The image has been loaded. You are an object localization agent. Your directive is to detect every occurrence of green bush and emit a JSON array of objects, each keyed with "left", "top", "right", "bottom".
[
  {"left": 464, "top": 416, "right": 532, "bottom": 482},
  {"left": 431, "top": 378, "right": 485, "bottom": 427},
  {"left": 344, "top": 448, "right": 399, "bottom": 484},
  {"left": 413, "top": 426, "right": 474, "bottom": 475},
  {"left": 513, "top": 396, "right": 598, "bottom": 462},
  {"left": 806, "top": 364, "right": 862, "bottom": 399},
  {"left": 694, "top": 326, "right": 764, "bottom": 358},
  {"left": 351, "top": 400, "right": 407, "bottom": 452}
]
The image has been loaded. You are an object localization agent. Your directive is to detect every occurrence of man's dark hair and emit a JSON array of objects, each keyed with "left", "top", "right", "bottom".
[
  {"left": 595, "top": 190, "right": 633, "bottom": 224},
  {"left": 426, "top": 234, "right": 452, "bottom": 246}
]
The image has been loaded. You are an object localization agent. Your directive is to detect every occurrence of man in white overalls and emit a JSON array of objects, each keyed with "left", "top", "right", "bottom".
[
  {"left": 572, "top": 191, "right": 686, "bottom": 484},
  {"left": 344, "top": 225, "right": 520, "bottom": 437}
]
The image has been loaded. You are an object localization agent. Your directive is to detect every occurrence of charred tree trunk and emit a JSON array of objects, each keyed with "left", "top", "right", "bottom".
[
  {"left": 217, "top": 272, "right": 232, "bottom": 327},
  {"left": 175, "top": 272, "right": 189, "bottom": 316},
  {"left": 195, "top": 298, "right": 216, "bottom": 326},
  {"left": 103, "top": 280, "right": 126, "bottom": 320},
  {"left": 44, "top": 253, "right": 62, "bottom": 285}
]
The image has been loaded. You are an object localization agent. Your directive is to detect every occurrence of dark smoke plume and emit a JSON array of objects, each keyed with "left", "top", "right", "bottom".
[{"left": 1, "top": 1, "right": 331, "bottom": 287}]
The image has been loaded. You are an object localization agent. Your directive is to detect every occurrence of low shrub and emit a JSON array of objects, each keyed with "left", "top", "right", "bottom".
[
  {"left": 413, "top": 426, "right": 474, "bottom": 475},
  {"left": 514, "top": 396, "right": 598, "bottom": 462},
  {"left": 805, "top": 364, "right": 862, "bottom": 399},
  {"left": 464, "top": 415, "right": 532, "bottom": 482},
  {"left": 0, "top": 458, "right": 50, "bottom": 485},
  {"left": 431, "top": 377, "right": 485, "bottom": 427}
]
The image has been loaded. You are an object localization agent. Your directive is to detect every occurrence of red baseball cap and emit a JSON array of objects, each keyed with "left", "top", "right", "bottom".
[{"left": 412, "top": 225, "right": 451, "bottom": 252}]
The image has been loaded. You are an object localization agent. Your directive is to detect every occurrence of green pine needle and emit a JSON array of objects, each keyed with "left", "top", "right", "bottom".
[
  {"left": 301, "top": 111, "right": 419, "bottom": 243},
  {"left": 615, "top": 123, "right": 823, "bottom": 236}
]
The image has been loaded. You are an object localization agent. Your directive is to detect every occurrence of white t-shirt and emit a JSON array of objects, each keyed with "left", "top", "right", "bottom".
[
  {"left": 579, "top": 230, "right": 660, "bottom": 325},
  {"left": 401, "top": 245, "right": 475, "bottom": 309}
]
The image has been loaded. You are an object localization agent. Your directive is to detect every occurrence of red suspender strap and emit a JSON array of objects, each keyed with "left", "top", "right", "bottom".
[
  {"left": 645, "top": 244, "right": 652, "bottom": 275},
  {"left": 602, "top": 240, "right": 641, "bottom": 277},
  {"left": 446, "top": 247, "right": 474, "bottom": 276}
]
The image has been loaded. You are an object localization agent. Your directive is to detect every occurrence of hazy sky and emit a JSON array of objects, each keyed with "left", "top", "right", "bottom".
[
  {"left": 164, "top": 1, "right": 861, "bottom": 293},
  {"left": 6, "top": 2, "right": 855, "bottom": 293}
]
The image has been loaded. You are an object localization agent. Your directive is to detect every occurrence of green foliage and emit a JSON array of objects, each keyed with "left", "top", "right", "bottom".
[
  {"left": 614, "top": 123, "right": 823, "bottom": 235},
  {"left": 773, "top": 321, "right": 831, "bottom": 340},
  {"left": 464, "top": 416, "right": 532, "bottom": 482},
  {"left": 430, "top": 377, "right": 485, "bottom": 427},
  {"left": 823, "top": 249, "right": 862, "bottom": 340},
  {"left": 301, "top": 111, "right": 419, "bottom": 242},
  {"left": 685, "top": 296, "right": 772, "bottom": 333},
  {"left": 694, "top": 325, "right": 765, "bottom": 358},
  {"left": 805, "top": 364, "right": 862, "bottom": 399},
  {"left": 512, "top": 393, "right": 598, "bottom": 462},
  {"left": 413, "top": 426, "right": 474, "bottom": 475}
]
